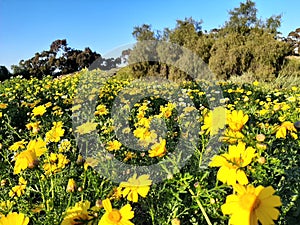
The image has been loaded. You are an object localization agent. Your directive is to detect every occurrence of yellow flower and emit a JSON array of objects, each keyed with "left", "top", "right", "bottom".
[
  {"left": 75, "top": 122, "right": 98, "bottom": 135},
  {"left": 43, "top": 153, "right": 70, "bottom": 176},
  {"left": 221, "top": 184, "right": 281, "bottom": 225},
  {"left": 148, "top": 138, "right": 166, "bottom": 158},
  {"left": 275, "top": 121, "right": 298, "bottom": 139},
  {"left": 201, "top": 107, "right": 226, "bottom": 135},
  {"left": 44, "top": 102, "right": 52, "bottom": 108},
  {"left": 209, "top": 142, "right": 256, "bottom": 185},
  {"left": 106, "top": 140, "right": 122, "bottom": 151},
  {"left": 111, "top": 186, "right": 123, "bottom": 200},
  {"left": 98, "top": 198, "right": 134, "bottom": 225},
  {"left": 227, "top": 110, "right": 249, "bottom": 132},
  {"left": 61, "top": 201, "right": 93, "bottom": 225},
  {"left": 84, "top": 157, "right": 99, "bottom": 171},
  {"left": 95, "top": 104, "right": 109, "bottom": 116},
  {"left": 27, "top": 138, "right": 47, "bottom": 155},
  {"left": 133, "top": 127, "right": 157, "bottom": 147},
  {"left": 9, "top": 140, "right": 27, "bottom": 151},
  {"left": 26, "top": 121, "right": 40, "bottom": 134},
  {"left": 32, "top": 105, "right": 46, "bottom": 116},
  {"left": 45, "top": 121, "right": 65, "bottom": 143},
  {"left": 0, "top": 103, "right": 8, "bottom": 109},
  {"left": 58, "top": 139, "right": 72, "bottom": 152},
  {"left": 14, "top": 150, "right": 38, "bottom": 174},
  {"left": 291, "top": 86, "right": 298, "bottom": 91},
  {"left": 0, "top": 200, "right": 14, "bottom": 212},
  {"left": 135, "top": 117, "right": 151, "bottom": 129},
  {"left": 0, "top": 212, "right": 29, "bottom": 225},
  {"left": 9, "top": 177, "right": 27, "bottom": 197},
  {"left": 119, "top": 174, "right": 152, "bottom": 202},
  {"left": 71, "top": 104, "right": 81, "bottom": 112},
  {"left": 159, "top": 102, "right": 176, "bottom": 118},
  {"left": 14, "top": 138, "right": 47, "bottom": 174},
  {"left": 221, "top": 129, "right": 245, "bottom": 144},
  {"left": 286, "top": 96, "right": 296, "bottom": 102}
]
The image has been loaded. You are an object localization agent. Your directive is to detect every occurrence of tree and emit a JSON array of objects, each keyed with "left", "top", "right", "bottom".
[
  {"left": 132, "top": 24, "right": 156, "bottom": 41},
  {"left": 209, "top": 29, "right": 291, "bottom": 80},
  {"left": 0, "top": 66, "right": 11, "bottom": 81},
  {"left": 128, "top": 0, "right": 291, "bottom": 81},
  {"left": 264, "top": 15, "right": 282, "bottom": 35},
  {"left": 11, "top": 39, "right": 120, "bottom": 78},
  {"left": 287, "top": 28, "right": 300, "bottom": 55},
  {"left": 224, "top": 0, "right": 258, "bottom": 34},
  {"left": 129, "top": 18, "right": 209, "bottom": 81}
]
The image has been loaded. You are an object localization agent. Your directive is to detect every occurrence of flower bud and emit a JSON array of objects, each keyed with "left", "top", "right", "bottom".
[
  {"left": 95, "top": 199, "right": 102, "bottom": 208},
  {"left": 66, "top": 179, "right": 77, "bottom": 193},
  {"left": 256, "top": 134, "right": 266, "bottom": 142},
  {"left": 257, "top": 156, "right": 266, "bottom": 164},
  {"left": 1, "top": 179, "right": 7, "bottom": 186},
  {"left": 256, "top": 143, "right": 267, "bottom": 151},
  {"left": 171, "top": 218, "right": 180, "bottom": 225}
]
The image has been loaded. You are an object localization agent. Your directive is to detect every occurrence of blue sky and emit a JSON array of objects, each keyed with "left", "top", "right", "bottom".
[{"left": 0, "top": 0, "right": 299, "bottom": 70}]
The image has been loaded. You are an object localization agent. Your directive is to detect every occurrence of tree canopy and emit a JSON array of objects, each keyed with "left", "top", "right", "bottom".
[
  {"left": 11, "top": 39, "right": 121, "bottom": 79},
  {"left": 127, "top": 0, "right": 293, "bottom": 81}
]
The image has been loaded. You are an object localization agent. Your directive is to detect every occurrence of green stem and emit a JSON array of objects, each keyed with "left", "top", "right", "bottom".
[
  {"left": 51, "top": 177, "right": 55, "bottom": 200},
  {"left": 66, "top": 193, "right": 73, "bottom": 209},
  {"left": 185, "top": 181, "right": 212, "bottom": 225},
  {"left": 37, "top": 172, "right": 47, "bottom": 211},
  {"left": 4, "top": 114, "right": 22, "bottom": 139}
]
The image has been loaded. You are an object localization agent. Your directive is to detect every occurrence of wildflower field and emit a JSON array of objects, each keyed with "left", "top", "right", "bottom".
[{"left": 0, "top": 69, "right": 299, "bottom": 225}]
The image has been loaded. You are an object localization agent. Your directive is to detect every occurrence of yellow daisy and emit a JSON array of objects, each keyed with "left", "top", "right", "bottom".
[
  {"left": 227, "top": 110, "right": 249, "bottom": 132},
  {"left": 221, "top": 184, "right": 281, "bottom": 225},
  {"left": 75, "top": 121, "right": 98, "bottom": 135},
  {"left": 98, "top": 198, "right": 134, "bottom": 225},
  {"left": 32, "top": 105, "right": 46, "bottom": 116},
  {"left": 209, "top": 142, "right": 256, "bottom": 185},
  {"left": 106, "top": 140, "right": 122, "bottom": 151},
  {"left": 61, "top": 201, "right": 93, "bottom": 225},
  {"left": 148, "top": 138, "right": 166, "bottom": 158},
  {"left": 0, "top": 212, "right": 29, "bottom": 225},
  {"left": 119, "top": 173, "right": 152, "bottom": 202}
]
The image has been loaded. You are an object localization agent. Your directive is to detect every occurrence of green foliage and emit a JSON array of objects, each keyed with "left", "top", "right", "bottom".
[
  {"left": 224, "top": 0, "right": 258, "bottom": 35},
  {"left": 11, "top": 39, "right": 121, "bottom": 79},
  {"left": 128, "top": 0, "right": 293, "bottom": 82},
  {"left": 209, "top": 33, "right": 249, "bottom": 79},
  {"left": 0, "top": 66, "right": 11, "bottom": 82},
  {"left": 209, "top": 29, "right": 291, "bottom": 81},
  {"left": 287, "top": 28, "right": 300, "bottom": 55},
  {"left": 0, "top": 70, "right": 300, "bottom": 224},
  {"left": 129, "top": 18, "right": 213, "bottom": 81}
]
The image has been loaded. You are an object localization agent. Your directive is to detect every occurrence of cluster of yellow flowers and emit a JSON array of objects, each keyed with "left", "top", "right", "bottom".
[
  {"left": 206, "top": 109, "right": 282, "bottom": 225},
  {"left": 62, "top": 173, "right": 152, "bottom": 225},
  {"left": 0, "top": 71, "right": 299, "bottom": 224}
]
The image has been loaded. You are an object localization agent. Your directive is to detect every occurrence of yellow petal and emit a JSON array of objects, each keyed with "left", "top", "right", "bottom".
[
  {"left": 258, "top": 186, "right": 275, "bottom": 199},
  {"left": 256, "top": 206, "right": 278, "bottom": 224},
  {"left": 137, "top": 186, "right": 150, "bottom": 197},
  {"left": 260, "top": 195, "right": 281, "bottom": 207},
  {"left": 102, "top": 198, "right": 112, "bottom": 212},
  {"left": 227, "top": 168, "right": 237, "bottom": 185},
  {"left": 217, "top": 166, "right": 229, "bottom": 183},
  {"left": 236, "top": 169, "right": 249, "bottom": 185},
  {"left": 209, "top": 155, "right": 227, "bottom": 167},
  {"left": 119, "top": 204, "right": 134, "bottom": 220}
]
